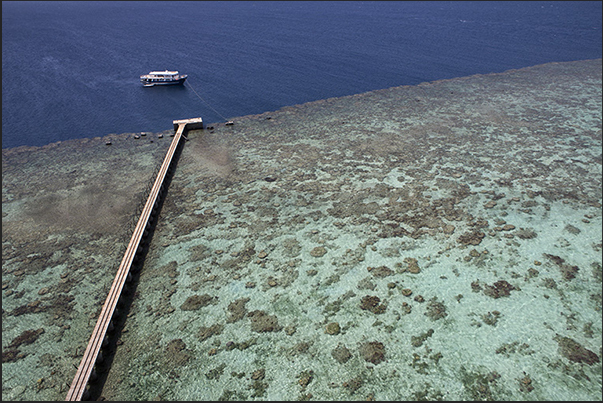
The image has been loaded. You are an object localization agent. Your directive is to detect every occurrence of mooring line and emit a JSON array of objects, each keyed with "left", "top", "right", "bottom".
[{"left": 187, "top": 79, "right": 230, "bottom": 122}]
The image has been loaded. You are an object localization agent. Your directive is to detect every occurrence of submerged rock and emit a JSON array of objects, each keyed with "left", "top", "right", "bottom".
[
  {"left": 403, "top": 257, "right": 421, "bottom": 274},
  {"left": 325, "top": 322, "right": 341, "bottom": 335}
]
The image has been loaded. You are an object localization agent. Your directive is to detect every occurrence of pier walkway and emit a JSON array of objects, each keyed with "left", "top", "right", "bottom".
[{"left": 66, "top": 118, "right": 202, "bottom": 401}]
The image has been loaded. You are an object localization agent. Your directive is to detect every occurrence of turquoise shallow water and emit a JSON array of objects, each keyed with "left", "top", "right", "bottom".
[{"left": 2, "top": 60, "right": 602, "bottom": 400}]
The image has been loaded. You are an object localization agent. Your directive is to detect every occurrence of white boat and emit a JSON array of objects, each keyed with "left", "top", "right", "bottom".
[{"left": 140, "top": 70, "right": 187, "bottom": 87}]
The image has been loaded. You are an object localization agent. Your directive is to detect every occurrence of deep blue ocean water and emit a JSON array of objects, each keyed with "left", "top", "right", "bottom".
[{"left": 2, "top": 1, "right": 601, "bottom": 149}]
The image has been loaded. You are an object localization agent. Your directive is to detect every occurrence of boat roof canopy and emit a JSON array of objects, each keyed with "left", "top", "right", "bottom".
[{"left": 148, "top": 70, "right": 179, "bottom": 75}]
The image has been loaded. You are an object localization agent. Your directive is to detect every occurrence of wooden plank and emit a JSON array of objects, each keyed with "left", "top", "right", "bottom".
[{"left": 65, "top": 124, "right": 187, "bottom": 400}]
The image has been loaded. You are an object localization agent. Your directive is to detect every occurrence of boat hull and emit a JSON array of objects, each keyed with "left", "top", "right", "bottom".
[{"left": 141, "top": 76, "right": 187, "bottom": 87}]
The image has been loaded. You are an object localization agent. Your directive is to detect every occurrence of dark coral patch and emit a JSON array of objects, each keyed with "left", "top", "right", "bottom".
[
  {"left": 425, "top": 298, "right": 447, "bottom": 320},
  {"left": 457, "top": 231, "right": 485, "bottom": 245},
  {"left": 483, "top": 280, "right": 516, "bottom": 298},
  {"left": 227, "top": 297, "right": 250, "bottom": 323},
  {"left": 332, "top": 344, "right": 352, "bottom": 364},
  {"left": 554, "top": 335, "right": 600, "bottom": 365},
  {"left": 360, "top": 295, "right": 387, "bottom": 314},
  {"left": 7, "top": 328, "right": 45, "bottom": 348},
  {"left": 360, "top": 341, "right": 386, "bottom": 364},
  {"left": 247, "top": 310, "right": 281, "bottom": 332},
  {"left": 543, "top": 253, "right": 579, "bottom": 280},
  {"left": 165, "top": 338, "right": 192, "bottom": 366},
  {"left": 180, "top": 294, "right": 217, "bottom": 310},
  {"left": 198, "top": 324, "right": 224, "bottom": 341},
  {"left": 369, "top": 265, "right": 394, "bottom": 278}
]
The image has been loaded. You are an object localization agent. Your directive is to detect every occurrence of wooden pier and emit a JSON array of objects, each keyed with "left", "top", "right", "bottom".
[
  {"left": 173, "top": 117, "right": 203, "bottom": 132},
  {"left": 66, "top": 118, "right": 202, "bottom": 401}
]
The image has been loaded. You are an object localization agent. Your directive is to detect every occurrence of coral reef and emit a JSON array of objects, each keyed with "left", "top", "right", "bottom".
[{"left": 2, "top": 59, "right": 601, "bottom": 401}]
